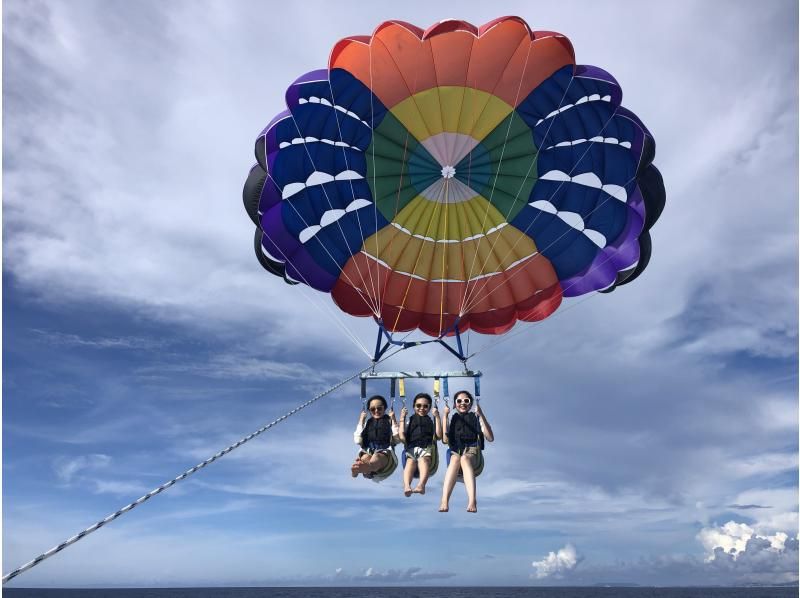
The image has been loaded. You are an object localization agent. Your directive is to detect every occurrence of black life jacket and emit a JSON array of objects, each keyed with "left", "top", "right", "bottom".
[
  {"left": 448, "top": 412, "right": 483, "bottom": 452},
  {"left": 361, "top": 414, "right": 392, "bottom": 450},
  {"left": 405, "top": 413, "right": 434, "bottom": 449}
]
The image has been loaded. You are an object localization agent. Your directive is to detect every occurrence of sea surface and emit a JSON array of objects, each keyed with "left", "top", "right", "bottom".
[{"left": 4, "top": 588, "right": 798, "bottom": 598}]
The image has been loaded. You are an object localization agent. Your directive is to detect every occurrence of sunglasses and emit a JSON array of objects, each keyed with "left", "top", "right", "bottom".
[
  {"left": 414, "top": 403, "right": 431, "bottom": 409},
  {"left": 455, "top": 398, "right": 472, "bottom": 405},
  {"left": 369, "top": 406, "right": 385, "bottom": 412}
]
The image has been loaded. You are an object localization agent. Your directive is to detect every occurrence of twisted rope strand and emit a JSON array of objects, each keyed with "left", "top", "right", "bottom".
[{"left": 2, "top": 351, "right": 403, "bottom": 585}]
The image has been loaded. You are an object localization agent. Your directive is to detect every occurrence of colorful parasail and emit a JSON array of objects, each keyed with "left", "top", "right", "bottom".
[{"left": 243, "top": 17, "right": 665, "bottom": 338}]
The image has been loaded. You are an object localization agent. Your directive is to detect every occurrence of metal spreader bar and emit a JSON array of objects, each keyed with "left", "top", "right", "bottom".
[
  {"left": 360, "top": 370, "right": 482, "bottom": 401},
  {"left": 361, "top": 370, "right": 481, "bottom": 380}
]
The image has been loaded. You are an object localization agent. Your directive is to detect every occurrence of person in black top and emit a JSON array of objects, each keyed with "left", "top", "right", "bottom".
[
  {"left": 439, "top": 390, "right": 494, "bottom": 513},
  {"left": 351, "top": 395, "right": 399, "bottom": 478},
  {"left": 399, "top": 392, "right": 442, "bottom": 497}
]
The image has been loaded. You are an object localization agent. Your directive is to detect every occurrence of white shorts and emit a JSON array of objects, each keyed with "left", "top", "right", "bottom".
[{"left": 405, "top": 445, "right": 433, "bottom": 461}]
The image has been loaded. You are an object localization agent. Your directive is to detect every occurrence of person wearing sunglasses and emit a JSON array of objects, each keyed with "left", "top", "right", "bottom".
[
  {"left": 439, "top": 390, "right": 494, "bottom": 513},
  {"left": 399, "top": 392, "right": 442, "bottom": 496},
  {"left": 351, "top": 395, "right": 399, "bottom": 478}
]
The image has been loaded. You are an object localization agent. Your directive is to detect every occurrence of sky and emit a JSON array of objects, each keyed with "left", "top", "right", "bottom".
[{"left": 2, "top": 0, "right": 798, "bottom": 588}]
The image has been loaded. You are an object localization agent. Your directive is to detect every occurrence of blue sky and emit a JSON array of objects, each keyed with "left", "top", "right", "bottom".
[{"left": 3, "top": 0, "right": 798, "bottom": 588}]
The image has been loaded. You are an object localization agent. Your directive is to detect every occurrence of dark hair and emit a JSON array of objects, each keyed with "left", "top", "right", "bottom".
[
  {"left": 454, "top": 390, "right": 473, "bottom": 403},
  {"left": 413, "top": 392, "right": 432, "bottom": 406},
  {"left": 367, "top": 395, "right": 387, "bottom": 410}
]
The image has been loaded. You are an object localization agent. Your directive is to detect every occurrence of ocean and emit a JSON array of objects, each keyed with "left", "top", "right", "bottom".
[{"left": 3, "top": 588, "right": 798, "bottom": 598}]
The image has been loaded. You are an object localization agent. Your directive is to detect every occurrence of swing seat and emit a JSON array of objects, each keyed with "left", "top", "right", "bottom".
[
  {"left": 366, "top": 448, "right": 398, "bottom": 483},
  {"left": 401, "top": 442, "right": 439, "bottom": 478},
  {"left": 446, "top": 447, "right": 484, "bottom": 482}
]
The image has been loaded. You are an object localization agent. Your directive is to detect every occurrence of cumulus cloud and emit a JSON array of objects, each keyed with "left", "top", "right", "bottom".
[
  {"left": 699, "top": 521, "right": 792, "bottom": 561},
  {"left": 531, "top": 544, "right": 582, "bottom": 579},
  {"left": 695, "top": 521, "right": 798, "bottom": 584}
]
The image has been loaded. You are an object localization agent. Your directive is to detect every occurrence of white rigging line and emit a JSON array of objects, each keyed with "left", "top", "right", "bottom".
[
  {"left": 286, "top": 109, "right": 381, "bottom": 316},
  {"left": 1, "top": 346, "right": 408, "bottom": 585},
  {"left": 255, "top": 191, "right": 371, "bottom": 358},
  {"left": 461, "top": 85, "right": 634, "bottom": 315},
  {"left": 327, "top": 76, "right": 381, "bottom": 310},
  {"left": 464, "top": 241, "right": 633, "bottom": 360},
  {"left": 372, "top": 35, "right": 430, "bottom": 313},
  {"left": 461, "top": 143, "right": 635, "bottom": 317},
  {"left": 256, "top": 139, "right": 377, "bottom": 320},
  {"left": 460, "top": 66, "right": 575, "bottom": 314},
  {"left": 459, "top": 39, "right": 535, "bottom": 315}
]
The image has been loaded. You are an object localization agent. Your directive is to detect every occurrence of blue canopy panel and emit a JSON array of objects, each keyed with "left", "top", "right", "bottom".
[
  {"left": 283, "top": 68, "right": 388, "bottom": 150},
  {"left": 511, "top": 64, "right": 645, "bottom": 280},
  {"left": 257, "top": 68, "right": 391, "bottom": 283},
  {"left": 278, "top": 178, "right": 388, "bottom": 278}
]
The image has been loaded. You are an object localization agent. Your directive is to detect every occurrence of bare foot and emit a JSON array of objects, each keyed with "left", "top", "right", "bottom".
[
  {"left": 404, "top": 488, "right": 413, "bottom": 497},
  {"left": 413, "top": 486, "right": 426, "bottom": 495},
  {"left": 467, "top": 504, "right": 477, "bottom": 513},
  {"left": 439, "top": 504, "right": 449, "bottom": 512}
]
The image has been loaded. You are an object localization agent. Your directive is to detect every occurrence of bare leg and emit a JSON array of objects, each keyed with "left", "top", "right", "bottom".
[
  {"left": 403, "top": 457, "right": 416, "bottom": 496},
  {"left": 414, "top": 456, "right": 431, "bottom": 494},
  {"left": 352, "top": 452, "right": 374, "bottom": 476},
  {"left": 461, "top": 453, "right": 477, "bottom": 512},
  {"left": 439, "top": 453, "right": 461, "bottom": 512},
  {"left": 366, "top": 452, "right": 388, "bottom": 473}
]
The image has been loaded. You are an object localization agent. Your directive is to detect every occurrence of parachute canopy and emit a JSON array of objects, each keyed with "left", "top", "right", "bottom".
[{"left": 243, "top": 17, "right": 665, "bottom": 337}]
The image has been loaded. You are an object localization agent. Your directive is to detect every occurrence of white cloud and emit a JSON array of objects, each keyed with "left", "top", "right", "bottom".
[
  {"left": 726, "top": 451, "right": 798, "bottom": 478},
  {"left": 357, "top": 566, "right": 455, "bottom": 582},
  {"left": 698, "top": 521, "right": 795, "bottom": 563},
  {"left": 696, "top": 522, "right": 799, "bottom": 585},
  {"left": 53, "top": 454, "right": 112, "bottom": 483},
  {"left": 698, "top": 521, "right": 754, "bottom": 560},
  {"left": 91, "top": 480, "right": 149, "bottom": 496},
  {"left": 32, "top": 330, "right": 168, "bottom": 351},
  {"left": 531, "top": 544, "right": 581, "bottom": 579}
]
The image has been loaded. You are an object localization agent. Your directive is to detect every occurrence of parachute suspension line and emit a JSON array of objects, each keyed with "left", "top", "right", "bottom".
[
  {"left": 266, "top": 162, "right": 379, "bottom": 318},
  {"left": 287, "top": 114, "right": 381, "bottom": 317},
  {"left": 460, "top": 97, "right": 625, "bottom": 315},
  {"left": 389, "top": 180, "right": 447, "bottom": 333},
  {"left": 2, "top": 348, "right": 409, "bottom": 586},
  {"left": 368, "top": 37, "right": 382, "bottom": 315},
  {"left": 461, "top": 135, "right": 633, "bottom": 315},
  {"left": 464, "top": 183, "right": 640, "bottom": 359},
  {"left": 327, "top": 83, "right": 381, "bottom": 313},
  {"left": 456, "top": 78, "right": 478, "bottom": 321},
  {"left": 439, "top": 176, "right": 450, "bottom": 336},
  {"left": 466, "top": 286, "right": 602, "bottom": 361},
  {"left": 460, "top": 75, "right": 575, "bottom": 312},
  {"left": 292, "top": 284, "right": 371, "bottom": 359},
  {"left": 459, "top": 41, "right": 534, "bottom": 315},
  {"left": 257, "top": 227, "right": 371, "bottom": 359},
  {"left": 451, "top": 38, "right": 477, "bottom": 173},
  {"left": 375, "top": 127, "right": 412, "bottom": 312},
  {"left": 374, "top": 40, "right": 426, "bottom": 314},
  {"left": 430, "top": 39, "right": 450, "bottom": 338}
]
